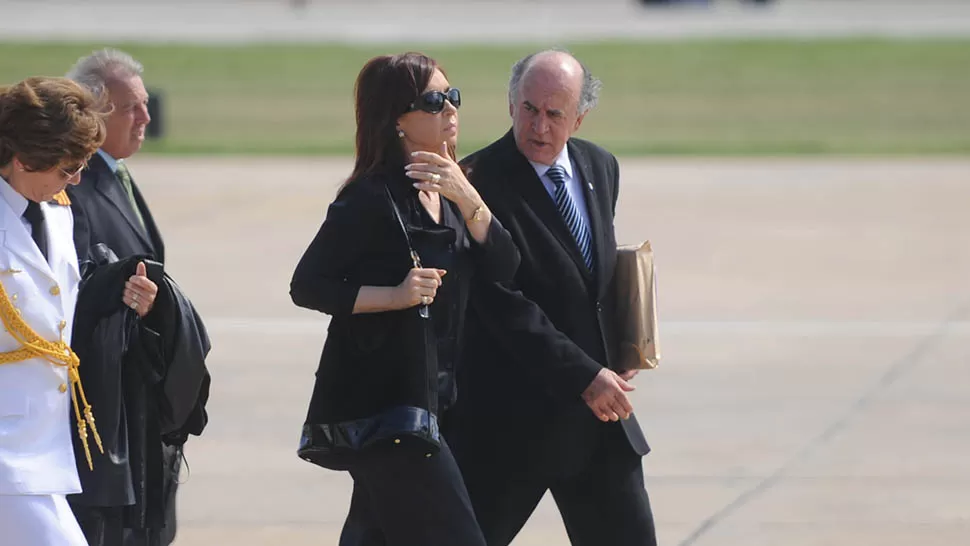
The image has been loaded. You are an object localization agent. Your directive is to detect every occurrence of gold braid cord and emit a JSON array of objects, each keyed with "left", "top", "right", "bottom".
[
  {"left": 0, "top": 279, "right": 102, "bottom": 470},
  {"left": 50, "top": 191, "right": 71, "bottom": 206}
]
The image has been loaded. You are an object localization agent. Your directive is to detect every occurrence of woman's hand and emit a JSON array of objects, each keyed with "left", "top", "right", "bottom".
[
  {"left": 406, "top": 141, "right": 483, "bottom": 217},
  {"left": 393, "top": 267, "right": 447, "bottom": 309},
  {"left": 123, "top": 262, "right": 158, "bottom": 318}
]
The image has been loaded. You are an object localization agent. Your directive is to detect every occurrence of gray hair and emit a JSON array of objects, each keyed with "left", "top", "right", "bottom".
[
  {"left": 508, "top": 49, "right": 602, "bottom": 115},
  {"left": 66, "top": 48, "right": 144, "bottom": 98}
]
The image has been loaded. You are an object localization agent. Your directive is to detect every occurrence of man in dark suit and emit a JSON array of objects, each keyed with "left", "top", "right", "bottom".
[
  {"left": 67, "top": 50, "right": 164, "bottom": 268},
  {"left": 64, "top": 48, "right": 181, "bottom": 546},
  {"left": 449, "top": 50, "right": 657, "bottom": 546}
]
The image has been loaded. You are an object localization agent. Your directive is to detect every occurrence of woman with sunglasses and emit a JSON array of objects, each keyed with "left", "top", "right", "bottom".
[
  {"left": 0, "top": 76, "right": 106, "bottom": 546},
  {"left": 291, "top": 52, "right": 519, "bottom": 545}
]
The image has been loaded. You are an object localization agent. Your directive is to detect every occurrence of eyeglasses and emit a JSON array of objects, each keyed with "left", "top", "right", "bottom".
[
  {"left": 406, "top": 88, "right": 461, "bottom": 114},
  {"left": 58, "top": 162, "right": 87, "bottom": 179}
]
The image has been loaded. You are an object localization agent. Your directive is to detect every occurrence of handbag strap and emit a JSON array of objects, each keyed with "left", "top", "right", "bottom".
[
  {"left": 384, "top": 185, "right": 422, "bottom": 269},
  {"left": 384, "top": 184, "right": 431, "bottom": 320},
  {"left": 384, "top": 186, "right": 435, "bottom": 416}
]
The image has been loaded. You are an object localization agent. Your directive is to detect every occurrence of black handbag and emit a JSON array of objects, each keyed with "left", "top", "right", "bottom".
[{"left": 297, "top": 185, "right": 441, "bottom": 471}]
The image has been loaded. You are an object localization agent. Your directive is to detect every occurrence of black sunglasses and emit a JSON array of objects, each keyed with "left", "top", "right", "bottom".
[{"left": 407, "top": 88, "right": 461, "bottom": 114}]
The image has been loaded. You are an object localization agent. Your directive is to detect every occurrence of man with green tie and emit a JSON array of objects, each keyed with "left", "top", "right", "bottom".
[
  {"left": 67, "top": 49, "right": 161, "bottom": 270},
  {"left": 65, "top": 48, "right": 182, "bottom": 546}
]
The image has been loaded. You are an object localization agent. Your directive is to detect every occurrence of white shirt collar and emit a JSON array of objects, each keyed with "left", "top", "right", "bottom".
[
  {"left": 528, "top": 145, "right": 573, "bottom": 181},
  {"left": 97, "top": 149, "right": 120, "bottom": 173},
  {"left": 0, "top": 174, "right": 29, "bottom": 218}
]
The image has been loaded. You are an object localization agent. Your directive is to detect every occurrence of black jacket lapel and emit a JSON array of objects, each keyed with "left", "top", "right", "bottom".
[
  {"left": 130, "top": 181, "right": 165, "bottom": 263},
  {"left": 90, "top": 154, "right": 155, "bottom": 253},
  {"left": 498, "top": 133, "right": 593, "bottom": 282}
]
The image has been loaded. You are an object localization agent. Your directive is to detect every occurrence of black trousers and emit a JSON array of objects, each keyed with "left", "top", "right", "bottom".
[
  {"left": 457, "top": 428, "right": 658, "bottom": 546},
  {"left": 73, "top": 506, "right": 165, "bottom": 546},
  {"left": 338, "top": 438, "right": 487, "bottom": 546},
  {"left": 74, "top": 506, "right": 125, "bottom": 546},
  {"left": 70, "top": 443, "right": 180, "bottom": 546}
]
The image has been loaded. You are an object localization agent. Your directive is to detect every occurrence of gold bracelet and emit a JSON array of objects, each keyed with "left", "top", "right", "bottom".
[{"left": 467, "top": 204, "right": 485, "bottom": 222}]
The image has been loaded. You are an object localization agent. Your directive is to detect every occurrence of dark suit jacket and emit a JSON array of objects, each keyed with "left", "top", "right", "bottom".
[
  {"left": 450, "top": 131, "right": 649, "bottom": 480},
  {"left": 291, "top": 171, "right": 519, "bottom": 425},
  {"left": 69, "top": 153, "right": 164, "bottom": 265},
  {"left": 67, "top": 153, "right": 181, "bottom": 544}
]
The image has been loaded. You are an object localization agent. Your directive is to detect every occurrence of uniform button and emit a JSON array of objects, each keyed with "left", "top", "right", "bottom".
[
  {"left": 50, "top": 285, "right": 60, "bottom": 296},
  {"left": 59, "top": 320, "right": 67, "bottom": 330},
  {"left": 58, "top": 383, "right": 68, "bottom": 393},
  {"left": 425, "top": 453, "right": 433, "bottom": 458},
  {"left": 11, "top": 293, "right": 17, "bottom": 301},
  {"left": 16, "top": 309, "right": 22, "bottom": 316},
  {"left": 393, "top": 438, "right": 402, "bottom": 445}
]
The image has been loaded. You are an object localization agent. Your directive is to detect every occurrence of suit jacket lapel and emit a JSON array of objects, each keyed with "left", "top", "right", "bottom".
[
  {"left": 90, "top": 154, "right": 155, "bottom": 252},
  {"left": 499, "top": 133, "right": 593, "bottom": 281},
  {"left": 130, "top": 181, "right": 164, "bottom": 262},
  {"left": 568, "top": 140, "right": 609, "bottom": 296}
]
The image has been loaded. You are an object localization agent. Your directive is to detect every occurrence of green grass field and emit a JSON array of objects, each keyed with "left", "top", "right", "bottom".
[{"left": 1, "top": 40, "right": 967, "bottom": 156}]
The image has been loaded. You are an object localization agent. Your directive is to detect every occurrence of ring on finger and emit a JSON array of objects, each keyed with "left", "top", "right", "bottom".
[
  {"left": 129, "top": 301, "right": 138, "bottom": 310},
  {"left": 421, "top": 295, "right": 432, "bottom": 305},
  {"left": 430, "top": 173, "right": 441, "bottom": 183}
]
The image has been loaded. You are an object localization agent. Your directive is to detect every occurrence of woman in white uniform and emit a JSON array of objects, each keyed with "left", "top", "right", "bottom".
[{"left": 0, "top": 76, "right": 107, "bottom": 546}]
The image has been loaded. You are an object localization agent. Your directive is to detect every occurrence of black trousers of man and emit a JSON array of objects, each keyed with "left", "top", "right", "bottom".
[
  {"left": 73, "top": 507, "right": 171, "bottom": 546},
  {"left": 456, "top": 425, "right": 658, "bottom": 546}
]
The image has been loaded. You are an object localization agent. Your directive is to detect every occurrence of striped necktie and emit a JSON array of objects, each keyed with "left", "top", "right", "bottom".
[
  {"left": 116, "top": 162, "right": 146, "bottom": 229},
  {"left": 546, "top": 165, "right": 594, "bottom": 271}
]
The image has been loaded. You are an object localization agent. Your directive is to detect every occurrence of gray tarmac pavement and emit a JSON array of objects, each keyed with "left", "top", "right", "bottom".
[{"left": 119, "top": 156, "right": 970, "bottom": 545}]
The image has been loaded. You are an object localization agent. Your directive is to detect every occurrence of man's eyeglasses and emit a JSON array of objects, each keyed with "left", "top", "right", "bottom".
[{"left": 406, "top": 88, "right": 461, "bottom": 115}]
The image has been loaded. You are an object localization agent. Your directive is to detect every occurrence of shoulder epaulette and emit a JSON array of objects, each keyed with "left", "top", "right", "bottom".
[{"left": 50, "top": 191, "right": 71, "bottom": 206}]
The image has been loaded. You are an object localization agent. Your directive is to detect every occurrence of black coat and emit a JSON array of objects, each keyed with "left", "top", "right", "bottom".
[
  {"left": 451, "top": 131, "right": 649, "bottom": 480},
  {"left": 68, "top": 247, "right": 210, "bottom": 536},
  {"left": 290, "top": 171, "right": 519, "bottom": 425}
]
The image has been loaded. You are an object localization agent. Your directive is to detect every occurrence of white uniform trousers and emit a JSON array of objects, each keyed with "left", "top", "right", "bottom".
[{"left": 0, "top": 493, "right": 87, "bottom": 546}]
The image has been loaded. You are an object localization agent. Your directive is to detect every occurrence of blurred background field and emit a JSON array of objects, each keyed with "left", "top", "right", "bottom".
[{"left": 2, "top": 39, "right": 968, "bottom": 156}]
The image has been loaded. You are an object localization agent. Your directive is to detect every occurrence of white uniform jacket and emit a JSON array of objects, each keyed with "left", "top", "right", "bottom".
[{"left": 0, "top": 178, "right": 83, "bottom": 496}]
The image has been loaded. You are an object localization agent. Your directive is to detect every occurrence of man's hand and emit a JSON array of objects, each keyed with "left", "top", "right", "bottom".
[
  {"left": 582, "top": 368, "right": 635, "bottom": 422},
  {"left": 618, "top": 369, "right": 640, "bottom": 382},
  {"left": 123, "top": 261, "right": 158, "bottom": 318}
]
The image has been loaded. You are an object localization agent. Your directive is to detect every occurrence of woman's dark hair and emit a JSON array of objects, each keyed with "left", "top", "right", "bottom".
[{"left": 345, "top": 52, "right": 451, "bottom": 187}]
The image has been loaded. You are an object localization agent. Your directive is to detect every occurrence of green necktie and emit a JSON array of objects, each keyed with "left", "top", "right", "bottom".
[{"left": 116, "top": 161, "right": 146, "bottom": 229}]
